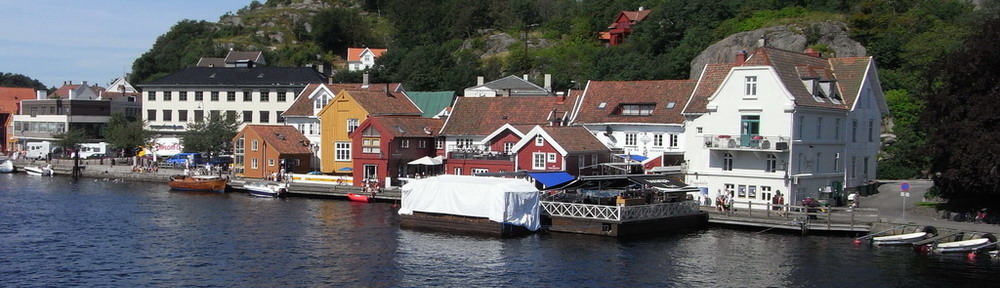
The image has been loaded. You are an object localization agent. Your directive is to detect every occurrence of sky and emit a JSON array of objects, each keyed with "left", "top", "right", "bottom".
[{"left": 0, "top": 0, "right": 253, "bottom": 89}]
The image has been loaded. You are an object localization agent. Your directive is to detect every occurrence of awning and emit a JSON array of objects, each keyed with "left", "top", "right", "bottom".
[
  {"left": 526, "top": 172, "right": 575, "bottom": 189},
  {"left": 338, "top": 167, "right": 353, "bottom": 171},
  {"left": 628, "top": 175, "right": 688, "bottom": 189},
  {"left": 407, "top": 156, "right": 443, "bottom": 165},
  {"left": 616, "top": 154, "right": 648, "bottom": 162}
]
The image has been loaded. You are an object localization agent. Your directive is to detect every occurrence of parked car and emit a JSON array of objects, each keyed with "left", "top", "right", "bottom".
[
  {"left": 207, "top": 156, "right": 233, "bottom": 166},
  {"left": 165, "top": 153, "right": 203, "bottom": 167}
]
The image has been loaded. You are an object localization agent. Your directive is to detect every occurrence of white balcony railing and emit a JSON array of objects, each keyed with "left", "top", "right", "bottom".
[
  {"left": 541, "top": 200, "right": 700, "bottom": 222},
  {"left": 704, "top": 134, "right": 790, "bottom": 151}
]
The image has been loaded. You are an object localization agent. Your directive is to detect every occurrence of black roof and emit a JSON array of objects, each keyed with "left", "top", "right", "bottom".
[{"left": 140, "top": 67, "right": 326, "bottom": 87}]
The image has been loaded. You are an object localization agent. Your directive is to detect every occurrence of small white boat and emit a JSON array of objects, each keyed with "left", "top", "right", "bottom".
[
  {"left": 0, "top": 159, "right": 14, "bottom": 173},
  {"left": 932, "top": 238, "right": 991, "bottom": 253},
  {"left": 872, "top": 232, "right": 928, "bottom": 246},
  {"left": 244, "top": 182, "right": 288, "bottom": 198},
  {"left": 24, "top": 165, "right": 55, "bottom": 176}
]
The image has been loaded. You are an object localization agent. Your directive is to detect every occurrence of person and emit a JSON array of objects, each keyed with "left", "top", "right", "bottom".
[
  {"left": 726, "top": 190, "right": 735, "bottom": 212},
  {"left": 848, "top": 191, "right": 859, "bottom": 208},
  {"left": 715, "top": 190, "right": 724, "bottom": 212}
]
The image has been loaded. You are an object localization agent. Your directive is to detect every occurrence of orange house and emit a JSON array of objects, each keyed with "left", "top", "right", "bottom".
[
  {"left": 0, "top": 87, "right": 36, "bottom": 152},
  {"left": 232, "top": 125, "right": 312, "bottom": 179}
]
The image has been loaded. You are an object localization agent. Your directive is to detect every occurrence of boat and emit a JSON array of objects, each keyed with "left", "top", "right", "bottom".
[
  {"left": 24, "top": 165, "right": 54, "bottom": 176},
  {"left": 872, "top": 232, "right": 929, "bottom": 246},
  {"left": 0, "top": 159, "right": 14, "bottom": 173},
  {"left": 932, "top": 238, "right": 991, "bottom": 253},
  {"left": 399, "top": 175, "right": 541, "bottom": 237},
  {"left": 244, "top": 182, "right": 288, "bottom": 198},
  {"left": 347, "top": 193, "right": 372, "bottom": 203},
  {"left": 167, "top": 175, "right": 228, "bottom": 192}
]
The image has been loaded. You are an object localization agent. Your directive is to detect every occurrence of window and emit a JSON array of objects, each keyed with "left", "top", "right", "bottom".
[
  {"left": 547, "top": 153, "right": 557, "bottom": 163},
  {"left": 533, "top": 153, "right": 546, "bottom": 169},
  {"left": 259, "top": 111, "right": 270, "bottom": 123},
  {"left": 723, "top": 153, "right": 733, "bottom": 171},
  {"left": 195, "top": 91, "right": 203, "bottom": 101},
  {"left": 243, "top": 90, "right": 252, "bottom": 102},
  {"left": 211, "top": 91, "right": 220, "bottom": 101},
  {"left": 400, "top": 139, "right": 410, "bottom": 149},
  {"left": 863, "top": 157, "right": 870, "bottom": 179},
  {"left": 618, "top": 104, "right": 655, "bottom": 116},
  {"left": 738, "top": 185, "right": 746, "bottom": 198},
  {"left": 147, "top": 109, "right": 157, "bottom": 121},
  {"left": 834, "top": 153, "right": 841, "bottom": 171},
  {"left": 852, "top": 119, "right": 858, "bottom": 142},
  {"left": 471, "top": 168, "right": 489, "bottom": 175},
  {"left": 816, "top": 117, "right": 823, "bottom": 140},
  {"left": 147, "top": 92, "right": 155, "bottom": 101},
  {"left": 211, "top": 110, "right": 221, "bottom": 120},
  {"left": 227, "top": 92, "right": 235, "bottom": 102},
  {"left": 851, "top": 156, "right": 857, "bottom": 179},
  {"left": 251, "top": 158, "right": 258, "bottom": 169},
  {"left": 761, "top": 186, "right": 772, "bottom": 202},
  {"left": 178, "top": 110, "right": 188, "bottom": 122},
  {"left": 362, "top": 138, "right": 380, "bottom": 153},
  {"left": 179, "top": 92, "right": 188, "bottom": 101},
  {"left": 260, "top": 90, "right": 270, "bottom": 102},
  {"left": 347, "top": 118, "right": 359, "bottom": 134},
  {"left": 251, "top": 140, "right": 258, "bottom": 151},
  {"left": 579, "top": 155, "right": 586, "bottom": 169},
  {"left": 453, "top": 167, "right": 463, "bottom": 175},
  {"left": 535, "top": 135, "right": 544, "bottom": 146},
  {"left": 235, "top": 135, "right": 244, "bottom": 154},
  {"left": 276, "top": 111, "right": 284, "bottom": 123},
  {"left": 592, "top": 154, "right": 598, "bottom": 166},
  {"left": 653, "top": 134, "right": 663, "bottom": 146},
  {"left": 194, "top": 110, "right": 204, "bottom": 122},
  {"left": 745, "top": 76, "right": 757, "bottom": 96},
  {"left": 797, "top": 116, "right": 805, "bottom": 140},
  {"left": 335, "top": 142, "right": 351, "bottom": 161},
  {"left": 834, "top": 118, "right": 841, "bottom": 140},
  {"left": 815, "top": 152, "right": 822, "bottom": 173},
  {"left": 242, "top": 111, "right": 252, "bottom": 123},
  {"left": 669, "top": 134, "right": 679, "bottom": 148},
  {"left": 418, "top": 140, "right": 427, "bottom": 148},
  {"left": 277, "top": 91, "right": 287, "bottom": 102},
  {"left": 625, "top": 133, "right": 637, "bottom": 146},
  {"left": 868, "top": 119, "right": 874, "bottom": 142},
  {"left": 268, "top": 159, "right": 275, "bottom": 166},
  {"left": 765, "top": 154, "right": 778, "bottom": 173},
  {"left": 748, "top": 186, "right": 757, "bottom": 199},
  {"left": 164, "top": 92, "right": 172, "bottom": 101}
]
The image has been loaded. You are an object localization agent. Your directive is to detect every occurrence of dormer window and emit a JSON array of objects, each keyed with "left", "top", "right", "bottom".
[
  {"left": 616, "top": 104, "right": 654, "bottom": 116},
  {"left": 598, "top": 102, "right": 607, "bottom": 109},
  {"left": 745, "top": 76, "right": 757, "bottom": 96},
  {"left": 535, "top": 135, "right": 544, "bottom": 146}
]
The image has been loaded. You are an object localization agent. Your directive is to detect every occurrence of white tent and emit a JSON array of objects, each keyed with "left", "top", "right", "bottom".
[
  {"left": 407, "top": 156, "right": 442, "bottom": 165},
  {"left": 399, "top": 175, "right": 540, "bottom": 231}
]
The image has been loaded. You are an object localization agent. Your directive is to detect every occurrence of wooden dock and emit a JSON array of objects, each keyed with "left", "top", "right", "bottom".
[{"left": 703, "top": 200, "right": 880, "bottom": 234}]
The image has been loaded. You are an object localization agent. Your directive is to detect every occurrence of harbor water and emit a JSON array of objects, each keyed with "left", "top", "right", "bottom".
[{"left": 1, "top": 173, "right": 996, "bottom": 287}]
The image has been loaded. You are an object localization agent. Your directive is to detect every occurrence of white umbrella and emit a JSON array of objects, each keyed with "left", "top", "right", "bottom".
[{"left": 407, "top": 156, "right": 441, "bottom": 165}]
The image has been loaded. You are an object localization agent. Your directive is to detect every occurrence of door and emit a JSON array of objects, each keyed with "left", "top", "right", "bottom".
[{"left": 741, "top": 115, "right": 761, "bottom": 147}]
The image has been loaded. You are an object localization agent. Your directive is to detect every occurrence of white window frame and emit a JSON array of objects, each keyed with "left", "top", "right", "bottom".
[
  {"left": 335, "top": 142, "right": 351, "bottom": 161},
  {"left": 471, "top": 168, "right": 488, "bottom": 175},
  {"left": 535, "top": 135, "right": 544, "bottom": 146},
  {"left": 251, "top": 158, "right": 258, "bottom": 169},
  {"left": 251, "top": 140, "right": 258, "bottom": 151},
  {"left": 669, "top": 134, "right": 679, "bottom": 148},
  {"left": 400, "top": 139, "right": 409, "bottom": 149},
  {"left": 347, "top": 118, "right": 359, "bottom": 134},
  {"left": 653, "top": 134, "right": 663, "bottom": 147},
  {"left": 269, "top": 159, "right": 275, "bottom": 167},
  {"left": 533, "top": 153, "right": 546, "bottom": 170},
  {"left": 578, "top": 155, "right": 586, "bottom": 169},
  {"left": 723, "top": 152, "right": 733, "bottom": 171},
  {"left": 547, "top": 153, "right": 557, "bottom": 163},
  {"left": 745, "top": 76, "right": 757, "bottom": 96},
  {"left": 625, "top": 133, "right": 637, "bottom": 146}
]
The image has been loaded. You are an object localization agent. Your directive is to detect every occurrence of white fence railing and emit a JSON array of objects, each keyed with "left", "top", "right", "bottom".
[{"left": 541, "top": 200, "right": 701, "bottom": 222}]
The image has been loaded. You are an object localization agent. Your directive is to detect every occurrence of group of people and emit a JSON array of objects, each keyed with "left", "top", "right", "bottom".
[{"left": 715, "top": 189, "right": 735, "bottom": 212}]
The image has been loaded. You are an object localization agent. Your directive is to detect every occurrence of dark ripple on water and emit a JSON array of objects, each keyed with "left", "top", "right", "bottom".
[{"left": 1, "top": 173, "right": 998, "bottom": 287}]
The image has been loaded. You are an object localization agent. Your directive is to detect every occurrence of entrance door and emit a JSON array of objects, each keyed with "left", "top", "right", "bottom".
[
  {"left": 741, "top": 115, "right": 761, "bottom": 147},
  {"left": 363, "top": 164, "right": 377, "bottom": 182}
]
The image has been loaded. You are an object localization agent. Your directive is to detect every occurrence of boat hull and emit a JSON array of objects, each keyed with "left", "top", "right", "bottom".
[
  {"left": 400, "top": 212, "right": 534, "bottom": 237},
  {"left": 933, "top": 238, "right": 991, "bottom": 253},
  {"left": 0, "top": 160, "right": 14, "bottom": 173},
  {"left": 873, "top": 232, "right": 928, "bottom": 246},
  {"left": 24, "top": 166, "right": 54, "bottom": 176},
  {"left": 347, "top": 193, "right": 371, "bottom": 203},
  {"left": 168, "top": 175, "right": 227, "bottom": 192},
  {"left": 245, "top": 183, "right": 287, "bottom": 198}
]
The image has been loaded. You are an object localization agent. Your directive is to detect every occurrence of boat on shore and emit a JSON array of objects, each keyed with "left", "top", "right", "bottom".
[
  {"left": 24, "top": 165, "right": 54, "bottom": 176},
  {"left": 244, "top": 181, "right": 288, "bottom": 198},
  {"left": 347, "top": 193, "right": 372, "bottom": 203},
  {"left": 0, "top": 159, "right": 14, "bottom": 173},
  {"left": 872, "top": 232, "right": 930, "bottom": 246},
  {"left": 167, "top": 175, "right": 227, "bottom": 192}
]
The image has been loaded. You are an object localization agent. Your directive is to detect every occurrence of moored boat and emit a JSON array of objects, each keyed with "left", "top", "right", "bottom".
[
  {"left": 0, "top": 159, "right": 14, "bottom": 173},
  {"left": 347, "top": 193, "right": 371, "bottom": 203},
  {"left": 244, "top": 182, "right": 288, "bottom": 198},
  {"left": 872, "top": 232, "right": 929, "bottom": 246},
  {"left": 398, "top": 175, "right": 541, "bottom": 237},
  {"left": 933, "top": 238, "right": 990, "bottom": 253},
  {"left": 167, "top": 175, "right": 227, "bottom": 192},
  {"left": 24, "top": 165, "right": 54, "bottom": 176}
]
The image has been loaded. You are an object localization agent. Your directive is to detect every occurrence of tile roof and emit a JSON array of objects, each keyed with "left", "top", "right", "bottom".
[
  {"left": 0, "top": 87, "right": 36, "bottom": 113},
  {"left": 742, "top": 47, "right": 850, "bottom": 110},
  {"left": 621, "top": 9, "right": 652, "bottom": 22},
  {"left": 541, "top": 126, "right": 608, "bottom": 153},
  {"left": 407, "top": 91, "right": 455, "bottom": 118},
  {"left": 572, "top": 79, "right": 696, "bottom": 124},
  {"left": 368, "top": 116, "right": 444, "bottom": 138},
  {"left": 828, "top": 57, "right": 873, "bottom": 109},
  {"left": 196, "top": 57, "right": 226, "bottom": 67},
  {"left": 347, "top": 47, "right": 387, "bottom": 62},
  {"left": 282, "top": 83, "right": 323, "bottom": 117},
  {"left": 240, "top": 125, "right": 312, "bottom": 154},
  {"left": 345, "top": 89, "right": 422, "bottom": 116},
  {"left": 441, "top": 94, "right": 579, "bottom": 136},
  {"left": 225, "top": 51, "right": 265, "bottom": 64},
  {"left": 683, "top": 63, "right": 735, "bottom": 114},
  {"left": 141, "top": 67, "right": 326, "bottom": 86}
]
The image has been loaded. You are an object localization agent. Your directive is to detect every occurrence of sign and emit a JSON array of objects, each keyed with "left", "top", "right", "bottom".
[
  {"left": 901, "top": 182, "right": 910, "bottom": 191},
  {"left": 900, "top": 192, "right": 910, "bottom": 197}
]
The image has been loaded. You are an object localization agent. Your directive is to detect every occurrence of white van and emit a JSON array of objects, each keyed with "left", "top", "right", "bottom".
[
  {"left": 76, "top": 142, "right": 109, "bottom": 158},
  {"left": 25, "top": 141, "right": 53, "bottom": 159}
]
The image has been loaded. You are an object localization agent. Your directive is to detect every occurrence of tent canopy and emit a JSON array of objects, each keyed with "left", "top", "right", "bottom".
[
  {"left": 399, "top": 175, "right": 540, "bottom": 231},
  {"left": 407, "top": 155, "right": 443, "bottom": 165},
  {"left": 526, "top": 172, "right": 575, "bottom": 189}
]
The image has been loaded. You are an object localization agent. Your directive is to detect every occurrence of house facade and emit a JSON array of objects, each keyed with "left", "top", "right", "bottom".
[
  {"left": 316, "top": 88, "right": 422, "bottom": 174},
  {"left": 463, "top": 75, "right": 553, "bottom": 97},
  {"left": 11, "top": 86, "right": 141, "bottom": 144},
  {"left": 1, "top": 87, "right": 37, "bottom": 152},
  {"left": 351, "top": 116, "right": 443, "bottom": 187},
  {"left": 511, "top": 125, "right": 611, "bottom": 175},
  {"left": 682, "top": 47, "right": 887, "bottom": 209},
  {"left": 602, "top": 8, "right": 651, "bottom": 46},
  {"left": 347, "top": 47, "right": 386, "bottom": 71},
  {"left": 446, "top": 124, "right": 528, "bottom": 176},
  {"left": 232, "top": 125, "right": 312, "bottom": 178}
]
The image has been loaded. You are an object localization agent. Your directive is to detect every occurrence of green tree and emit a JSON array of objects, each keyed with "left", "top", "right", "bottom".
[
  {"left": 181, "top": 114, "right": 241, "bottom": 155},
  {"left": 0, "top": 72, "right": 48, "bottom": 90},
  {"left": 311, "top": 7, "right": 378, "bottom": 54},
  {"left": 53, "top": 128, "right": 89, "bottom": 158},
  {"left": 923, "top": 17, "right": 1000, "bottom": 210},
  {"left": 130, "top": 20, "right": 222, "bottom": 84},
  {"left": 103, "top": 112, "right": 152, "bottom": 156}
]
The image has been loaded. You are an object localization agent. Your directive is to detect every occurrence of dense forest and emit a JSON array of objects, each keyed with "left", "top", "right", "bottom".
[
  {"left": 130, "top": 0, "right": 1000, "bottom": 208},
  {"left": 0, "top": 72, "right": 49, "bottom": 91}
]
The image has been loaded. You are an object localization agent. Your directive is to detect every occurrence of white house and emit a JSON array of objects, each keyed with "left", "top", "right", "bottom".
[
  {"left": 682, "top": 47, "right": 887, "bottom": 209},
  {"left": 347, "top": 47, "right": 386, "bottom": 71}
]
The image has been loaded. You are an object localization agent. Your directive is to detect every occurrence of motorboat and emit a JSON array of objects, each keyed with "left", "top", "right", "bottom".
[
  {"left": 24, "top": 165, "right": 54, "bottom": 176},
  {"left": 933, "top": 238, "right": 991, "bottom": 253},
  {"left": 0, "top": 159, "right": 14, "bottom": 173},
  {"left": 872, "top": 232, "right": 929, "bottom": 246},
  {"left": 347, "top": 193, "right": 372, "bottom": 203},
  {"left": 244, "top": 182, "right": 288, "bottom": 198},
  {"left": 167, "top": 175, "right": 227, "bottom": 192}
]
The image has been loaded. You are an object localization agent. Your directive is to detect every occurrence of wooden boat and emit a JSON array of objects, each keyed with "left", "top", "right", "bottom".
[
  {"left": 872, "top": 232, "right": 929, "bottom": 246},
  {"left": 24, "top": 165, "right": 54, "bottom": 176},
  {"left": 347, "top": 193, "right": 371, "bottom": 203},
  {"left": 244, "top": 182, "right": 288, "bottom": 198},
  {"left": 0, "top": 159, "right": 14, "bottom": 173},
  {"left": 167, "top": 175, "right": 227, "bottom": 192},
  {"left": 932, "top": 238, "right": 991, "bottom": 253}
]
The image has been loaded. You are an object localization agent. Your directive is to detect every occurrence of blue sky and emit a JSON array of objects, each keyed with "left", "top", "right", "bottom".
[{"left": 0, "top": 0, "right": 252, "bottom": 89}]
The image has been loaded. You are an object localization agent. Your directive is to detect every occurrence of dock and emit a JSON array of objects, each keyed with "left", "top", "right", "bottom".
[{"left": 703, "top": 200, "right": 880, "bottom": 234}]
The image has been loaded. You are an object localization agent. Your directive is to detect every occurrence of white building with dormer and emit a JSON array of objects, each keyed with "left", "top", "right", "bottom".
[
  {"left": 682, "top": 47, "right": 887, "bottom": 209},
  {"left": 347, "top": 47, "right": 386, "bottom": 71}
]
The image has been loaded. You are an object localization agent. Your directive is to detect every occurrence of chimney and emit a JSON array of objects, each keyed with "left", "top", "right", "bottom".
[
  {"left": 362, "top": 72, "right": 369, "bottom": 88},
  {"left": 638, "top": 6, "right": 644, "bottom": 11},
  {"left": 736, "top": 50, "right": 747, "bottom": 65},
  {"left": 523, "top": 74, "right": 528, "bottom": 81},
  {"left": 556, "top": 91, "right": 566, "bottom": 104},
  {"left": 804, "top": 47, "right": 821, "bottom": 58},
  {"left": 37, "top": 90, "right": 46, "bottom": 100},
  {"left": 544, "top": 74, "right": 552, "bottom": 93},
  {"left": 477, "top": 76, "right": 484, "bottom": 86},
  {"left": 757, "top": 35, "right": 766, "bottom": 47}
]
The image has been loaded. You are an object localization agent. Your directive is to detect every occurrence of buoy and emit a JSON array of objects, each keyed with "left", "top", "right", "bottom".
[
  {"left": 853, "top": 239, "right": 862, "bottom": 246},
  {"left": 967, "top": 251, "right": 977, "bottom": 261}
]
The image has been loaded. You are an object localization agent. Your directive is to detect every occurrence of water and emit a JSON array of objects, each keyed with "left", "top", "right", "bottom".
[{"left": 1, "top": 173, "right": 996, "bottom": 287}]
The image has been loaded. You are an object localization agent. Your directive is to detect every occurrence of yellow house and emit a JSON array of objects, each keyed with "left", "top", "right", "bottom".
[{"left": 317, "top": 87, "right": 422, "bottom": 174}]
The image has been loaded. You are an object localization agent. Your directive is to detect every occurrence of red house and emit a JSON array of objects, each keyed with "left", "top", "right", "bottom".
[
  {"left": 447, "top": 123, "right": 534, "bottom": 176},
  {"left": 351, "top": 116, "right": 443, "bottom": 188},
  {"left": 603, "top": 7, "right": 652, "bottom": 46},
  {"left": 512, "top": 125, "right": 611, "bottom": 176},
  {"left": 231, "top": 125, "right": 312, "bottom": 179}
]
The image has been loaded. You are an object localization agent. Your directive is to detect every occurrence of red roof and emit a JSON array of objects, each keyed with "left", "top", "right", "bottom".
[
  {"left": 238, "top": 125, "right": 312, "bottom": 155},
  {"left": 365, "top": 116, "right": 444, "bottom": 138},
  {"left": 345, "top": 89, "right": 422, "bottom": 116},
  {"left": 573, "top": 80, "right": 696, "bottom": 124},
  {"left": 283, "top": 83, "right": 405, "bottom": 117},
  {"left": 441, "top": 94, "right": 579, "bottom": 136},
  {"left": 540, "top": 126, "right": 608, "bottom": 153},
  {"left": 0, "top": 87, "right": 36, "bottom": 114},
  {"left": 683, "top": 63, "right": 735, "bottom": 114},
  {"left": 347, "top": 47, "right": 387, "bottom": 62}
]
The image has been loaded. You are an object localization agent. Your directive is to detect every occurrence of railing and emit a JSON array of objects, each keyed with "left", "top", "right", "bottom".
[
  {"left": 541, "top": 200, "right": 701, "bottom": 222},
  {"left": 704, "top": 134, "right": 789, "bottom": 151},
  {"left": 448, "top": 151, "right": 515, "bottom": 161},
  {"left": 711, "top": 200, "right": 880, "bottom": 231}
]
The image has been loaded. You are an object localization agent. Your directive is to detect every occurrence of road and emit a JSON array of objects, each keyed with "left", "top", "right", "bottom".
[{"left": 864, "top": 179, "right": 1000, "bottom": 234}]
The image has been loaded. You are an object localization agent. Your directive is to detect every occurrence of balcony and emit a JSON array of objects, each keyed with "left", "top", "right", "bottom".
[
  {"left": 448, "top": 150, "right": 515, "bottom": 161},
  {"left": 704, "top": 134, "right": 789, "bottom": 151}
]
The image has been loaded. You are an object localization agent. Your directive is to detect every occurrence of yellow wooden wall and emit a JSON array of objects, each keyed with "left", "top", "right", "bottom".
[{"left": 318, "top": 90, "right": 369, "bottom": 173}]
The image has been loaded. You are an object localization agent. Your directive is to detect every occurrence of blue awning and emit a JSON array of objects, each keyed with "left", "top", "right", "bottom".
[
  {"left": 616, "top": 154, "right": 648, "bottom": 162},
  {"left": 527, "top": 172, "right": 575, "bottom": 188}
]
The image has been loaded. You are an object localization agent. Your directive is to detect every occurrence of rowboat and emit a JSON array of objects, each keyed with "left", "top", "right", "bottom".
[
  {"left": 24, "top": 165, "right": 54, "bottom": 176},
  {"left": 932, "top": 238, "right": 991, "bottom": 253},
  {"left": 167, "top": 175, "right": 227, "bottom": 192},
  {"left": 872, "top": 232, "right": 929, "bottom": 246},
  {"left": 347, "top": 193, "right": 371, "bottom": 203},
  {"left": 244, "top": 182, "right": 288, "bottom": 198}
]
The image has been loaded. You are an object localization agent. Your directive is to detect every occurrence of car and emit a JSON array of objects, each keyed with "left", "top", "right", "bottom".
[
  {"left": 165, "top": 152, "right": 203, "bottom": 167},
  {"left": 207, "top": 156, "right": 233, "bottom": 166}
]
